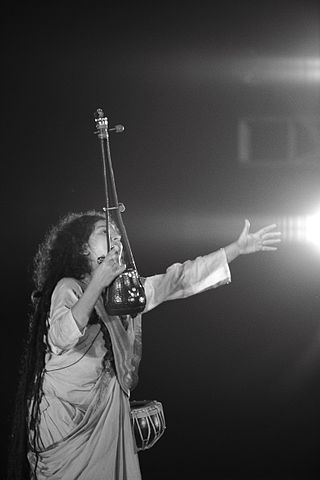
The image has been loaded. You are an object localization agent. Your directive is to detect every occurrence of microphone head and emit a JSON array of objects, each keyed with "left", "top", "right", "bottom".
[
  {"left": 108, "top": 124, "right": 125, "bottom": 133},
  {"left": 114, "top": 124, "right": 125, "bottom": 133}
]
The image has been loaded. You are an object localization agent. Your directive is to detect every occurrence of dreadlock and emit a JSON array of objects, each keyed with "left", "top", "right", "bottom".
[{"left": 7, "top": 210, "right": 109, "bottom": 480}]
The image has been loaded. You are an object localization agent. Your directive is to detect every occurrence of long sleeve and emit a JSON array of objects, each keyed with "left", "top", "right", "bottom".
[
  {"left": 48, "top": 278, "right": 85, "bottom": 354},
  {"left": 143, "top": 248, "right": 231, "bottom": 313}
]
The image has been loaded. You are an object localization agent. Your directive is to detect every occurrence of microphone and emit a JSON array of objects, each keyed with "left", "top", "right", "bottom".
[{"left": 108, "top": 124, "right": 125, "bottom": 133}]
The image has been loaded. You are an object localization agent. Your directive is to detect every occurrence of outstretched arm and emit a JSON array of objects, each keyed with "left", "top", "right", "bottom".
[{"left": 144, "top": 219, "right": 281, "bottom": 313}]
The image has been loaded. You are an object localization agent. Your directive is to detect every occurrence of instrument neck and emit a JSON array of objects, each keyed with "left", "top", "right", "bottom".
[{"left": 96, "top": 113, "right": 136, "bottom": 270}]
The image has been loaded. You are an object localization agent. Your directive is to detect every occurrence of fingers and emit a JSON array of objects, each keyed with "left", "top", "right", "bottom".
[
  {"left": 260, "top": 230, "right": 282, "bottom": 246},
  {"left": 255, "top": 225, "right": 282, "bottom": 249},
  {"left": 102, "top": 253, "right": 126, "bottom": 278},
  {"left": 262, "top": 239, "right": 281, "bottom": 245},
  {"left": 98, "top": 246, "right": 124, "bottom": 271},
  {"left": 119, "top": 263, "right": 127, "bottom": 274},
  {"left": 259, "top": 227, "right": 282, "bottom": 251},
  {"left": 107, "top": 245, "right": 122, "bottom": 264},
  {"left": 256, "top": 224, "right": 278, "bottom": 235},
  {"left": 263, "top": 232, "right": 282, "bottom": 239},
  {"left": 109, "top": 245, "right": 120, "bottom": 255},
  {"left": 260, "top": 234, "right": 281, "bottom": 252}
]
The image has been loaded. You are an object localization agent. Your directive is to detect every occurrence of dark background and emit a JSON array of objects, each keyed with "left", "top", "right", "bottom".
[{"left": 2, "top": 2, "right": 320, "bottom": 479}]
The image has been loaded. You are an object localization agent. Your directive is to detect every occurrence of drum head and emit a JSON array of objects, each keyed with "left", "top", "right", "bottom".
[{"left": 130, "top": 400, "right": 152, "bottom": 409}]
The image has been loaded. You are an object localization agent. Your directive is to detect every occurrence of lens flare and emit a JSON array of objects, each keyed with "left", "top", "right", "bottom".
[{"left": 305, "top": 213, "right": 320, "bottom": 247}]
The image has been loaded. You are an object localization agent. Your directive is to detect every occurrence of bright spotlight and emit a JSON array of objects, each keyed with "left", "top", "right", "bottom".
[
  {"left": 305, "top": 213, "right": 320, "bottom": 247},
  {"left": 277, "top": 210, "right": 320, "bottom": 250}
]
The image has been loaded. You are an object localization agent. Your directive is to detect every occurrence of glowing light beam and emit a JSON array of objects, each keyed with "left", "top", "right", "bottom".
[
  {"left": 305, "top": 212, "right": 320, "bottom": 248},
  {"left": 276, "top": 208, "right": 320, "bottom": 250}
]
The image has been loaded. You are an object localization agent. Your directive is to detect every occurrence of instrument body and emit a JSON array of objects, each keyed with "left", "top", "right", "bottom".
[
  {"left": 106, "top": 268, "right": 146, "bottom": 316},
  {"left": 94, "top": 109, "right": 146, "bottom": 317},
  {"left": 130, "top": 400, "right": 166, "bottom": 451}
]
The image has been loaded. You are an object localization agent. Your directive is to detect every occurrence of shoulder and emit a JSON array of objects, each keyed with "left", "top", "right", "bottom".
[{"left": 53, "top": 277, "right": 84, "bottom": 299}]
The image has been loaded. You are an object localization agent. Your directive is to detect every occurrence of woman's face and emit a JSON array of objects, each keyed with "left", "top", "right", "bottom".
[{"left": 86, "top": 219, "right": 122, "bottom": 271}]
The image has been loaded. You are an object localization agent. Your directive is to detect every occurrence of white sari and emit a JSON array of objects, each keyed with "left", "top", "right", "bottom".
[{"left": 28, "top": 249, "right": 230, "bottom": 479}]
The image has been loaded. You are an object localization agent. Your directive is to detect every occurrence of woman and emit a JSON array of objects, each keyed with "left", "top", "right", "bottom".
[{"left": 7, "top": 210, "right": 281, "bottom": 479}]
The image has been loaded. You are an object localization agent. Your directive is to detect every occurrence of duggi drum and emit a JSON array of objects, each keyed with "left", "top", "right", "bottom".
[{"left": 130, "top": 400, "right": 166, "bottom": 451}]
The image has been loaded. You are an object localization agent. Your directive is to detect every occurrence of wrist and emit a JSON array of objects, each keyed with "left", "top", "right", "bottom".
[
  {"left": 224, "top": 242, "right": 241, "bottom": 263},
  {"left": 235, "top": 240, "right": 243, "bottom": 255},
  {"left": 89, "top": 275, "right": 105, "bottom": 295}
]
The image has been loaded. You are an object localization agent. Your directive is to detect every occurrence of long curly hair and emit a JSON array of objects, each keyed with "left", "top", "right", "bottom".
[{"left": 7, "top": 210, "right": 106, "bottom": 480}]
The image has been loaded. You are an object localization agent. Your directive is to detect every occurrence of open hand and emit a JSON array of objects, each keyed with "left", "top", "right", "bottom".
[{"left": 236, "top": 219, "right": 281, "bottom": 254}]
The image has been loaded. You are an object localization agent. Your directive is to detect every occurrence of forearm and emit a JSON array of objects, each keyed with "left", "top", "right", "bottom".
[
  {"left": 223, "top": 241, "right": 241, "bottom": 264},
  {"left": 144, "top": 248, "right": 231, "bottom": 312},
  {"left": 71, "top": 278, "right": 103, "bottom": 331}
]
